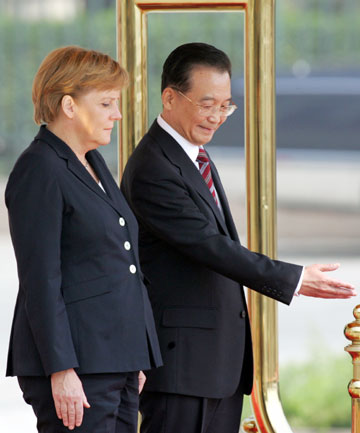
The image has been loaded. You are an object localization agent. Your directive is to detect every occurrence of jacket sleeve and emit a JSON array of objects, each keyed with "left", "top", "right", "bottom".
[
  {"left": 6, "top": 152, "right": 79, "bottom": 375},
  {"left": 121, "top": 152, "right": 302, "bottom": 305}
]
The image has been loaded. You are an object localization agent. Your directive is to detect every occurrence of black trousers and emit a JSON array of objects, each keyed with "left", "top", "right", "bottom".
[
  {"left": 18, "top": 372, "right": 139, "bottom": 433},
  {"left": 139, "top": 385, "right": 244, "bottom": 433}
]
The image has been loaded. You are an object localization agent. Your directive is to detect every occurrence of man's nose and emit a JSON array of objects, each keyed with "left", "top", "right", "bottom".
[{"left": 207, "top": 109, "right": 226, "bottom": 123}]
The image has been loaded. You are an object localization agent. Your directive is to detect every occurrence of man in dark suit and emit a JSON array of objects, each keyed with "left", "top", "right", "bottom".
[{"left": 121, "top": 42, "right": 356, "bottom": 433}]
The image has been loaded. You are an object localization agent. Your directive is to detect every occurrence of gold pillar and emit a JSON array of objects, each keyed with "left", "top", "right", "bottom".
[
  {"left": 244, "top": 1, "right": 293, "bottom": 432},
  {"left": 117, "top": 0, "right": 148, "bottom": 176},
  {"left": 117, "top": 2, "right": 290, "bottom": 432},
  {"left": 345, "top": 305, "right": 360, "bottom": 433}
]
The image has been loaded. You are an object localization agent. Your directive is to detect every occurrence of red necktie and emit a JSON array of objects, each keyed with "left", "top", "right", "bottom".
[{"left": 196, "top": 148, "right": 219, "bottom": 206}]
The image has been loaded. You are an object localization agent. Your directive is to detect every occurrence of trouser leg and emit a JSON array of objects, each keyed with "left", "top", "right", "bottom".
[
  {"left": 18, "top": 372, "right": 139, "bottom": 433},
  {"left": 140, "top": 386, "right": 243, "bottom": 433}
]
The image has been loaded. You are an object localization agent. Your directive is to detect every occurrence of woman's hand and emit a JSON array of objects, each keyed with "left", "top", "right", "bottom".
[
  {"left": 51, "top": 368, "right": 90, "bottom": 430},
  {"left": 138, "top": 371, "right": 146, "bottom": 394}
]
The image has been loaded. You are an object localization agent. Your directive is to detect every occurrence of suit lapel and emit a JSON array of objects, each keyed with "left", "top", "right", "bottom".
[
  {"left": 86, "top": 151, "right": 137, "bottom": 222},
  {"left": 37, "top": 126, "right": 126, "bottom": 217},
  {"left": 148, "top": 121, "right": 230, "bottom": 236},
  {"left": 85, "top": 151, "right": 115, "bottom": 199},
  {"left": 66, "top": 155, "right": 126, "bottom": 217},
  {"left": 209, "top": 157, "right": 240, "bottom": 242}
]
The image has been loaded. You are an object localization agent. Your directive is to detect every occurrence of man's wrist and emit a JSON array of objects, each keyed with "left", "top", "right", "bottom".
[{"left": 294, "top": 267, "right": 305, "bottom": 297}]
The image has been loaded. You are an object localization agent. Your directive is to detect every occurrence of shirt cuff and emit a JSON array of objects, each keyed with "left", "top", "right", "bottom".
[{"left": 293, "top": 266, "right": 305, "bottom": 297}]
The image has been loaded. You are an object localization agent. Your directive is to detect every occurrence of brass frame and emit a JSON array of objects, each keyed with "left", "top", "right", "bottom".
[
  {"left": 117, "top": 1, "right": 292, "bottom": 432},
  {"left": 345, "top": 305, "right": 360, "bottom": 433}
]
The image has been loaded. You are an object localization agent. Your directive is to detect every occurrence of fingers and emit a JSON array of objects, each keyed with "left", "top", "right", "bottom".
[
  {"left": 83, "top": 395, "right": 91, "bottom": 409},
  {"left": 317, "top": 263, "right": 340, "bottom": 272},
  {"left": 54, "top": 398, "right": 62, "bottom": 421},
  {"left": 326, "top": 278, "right": 356, "bottom": 291},
  {"left": 63, "top": 395, "right": 90, "bottom": 429},
  {"left": 68, "top": 401, "right": 76, "bottom": 429},
  {"left": 317, "top": 287, "right": 355, "bottom": 299},
  {"left": 138, "top": 371, "right": 146, "bottom": 394},
  {"left": 301, "top": 263, "right": 357, "bottom": 299},
  {"left": 299, "top": 280, "right": 356, "bottom": 299},
  {"left": 51, "top": 369, "right": 90, "bottom": 430},
  {"left": 54, "top": 395, "right": 84, "bottom": 430},
  {"left": 74, "top": 399, "right": 86, "bottom": 429},
  {"left": 62, "top": 400, "right": 72, "bottom": 429},
  {"left": 299, "top": 286, "right": 354, "bottom": 299}
]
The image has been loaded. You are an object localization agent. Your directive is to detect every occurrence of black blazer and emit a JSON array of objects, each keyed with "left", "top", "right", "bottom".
[
  {"left": 121, "top": 120, "right": 302, "bottom": 399},
  {"left": 6, "top": 126, "right": 162, "bottom": 377}
]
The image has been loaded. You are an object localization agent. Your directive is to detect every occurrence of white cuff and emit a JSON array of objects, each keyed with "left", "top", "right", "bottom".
[{"left": 293, "top": 267, "right": 305, "bottom": 297}]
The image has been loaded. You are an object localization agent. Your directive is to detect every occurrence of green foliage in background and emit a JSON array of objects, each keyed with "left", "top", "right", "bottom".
[
  {"left": 0, "top": 0, "right": 359, "bottom": 175},
  {"left": 0, "top": 8, "right": 117, "bottom": 171},
  {"left": 241, "top": 352, "right": 352, "bottom": 429},
  {"left": 280, "top": 353, "right": 351, "bottom": 429},
  {"left": 277, "top": 0, "right": 360, "bottom": 72}
]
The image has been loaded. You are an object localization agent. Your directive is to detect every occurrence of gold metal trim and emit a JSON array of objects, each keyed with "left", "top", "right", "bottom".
[
  {"left": 117, "top": 1, "right": 290, "bottom": 432},
  {"left": 244, "top": 1, "right": 293, "bottom": 431},
  {"left": 117, "top": 0, "right": 148, "bottom": 176},
  {"left": 345, "top": 305, "right": 360, "bottom": 433},
  {"left": 117, "top": 0, "right": 247, "bottom": 174},
  {"left": 135, "top": 0, "right": 248, "bottom": 10}
]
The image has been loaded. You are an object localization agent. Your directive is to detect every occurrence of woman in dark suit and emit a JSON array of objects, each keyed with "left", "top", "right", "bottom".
[{"left": 5, "top": 46, "right": 162, "bottom": 433}]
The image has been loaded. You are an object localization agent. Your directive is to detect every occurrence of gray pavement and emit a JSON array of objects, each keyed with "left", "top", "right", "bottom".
[{"left": 0, "top": 149, "right": 359, "bottom": 432}]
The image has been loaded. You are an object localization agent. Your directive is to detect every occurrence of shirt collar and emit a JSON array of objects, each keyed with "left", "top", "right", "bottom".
[{"left": 157, "top": 114, "right": 200, "bottom": 165}]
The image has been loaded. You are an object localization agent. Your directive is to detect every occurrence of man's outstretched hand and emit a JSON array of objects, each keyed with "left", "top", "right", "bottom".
[{"left": 299, "top": 263, "right": 357, "bottom": 299}]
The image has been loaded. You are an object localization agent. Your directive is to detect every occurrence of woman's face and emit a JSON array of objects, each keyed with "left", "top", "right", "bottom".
[{"left": 72, "top": 88, "right": 121, "bottom": 148}]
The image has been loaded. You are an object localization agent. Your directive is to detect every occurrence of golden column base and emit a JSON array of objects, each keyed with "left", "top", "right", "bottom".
[
  {"left": 241, "top": 416, "right": 259, "bottom": 432},
  {"left": 344, "top": 304, "right": 360, "bottom": 433}
]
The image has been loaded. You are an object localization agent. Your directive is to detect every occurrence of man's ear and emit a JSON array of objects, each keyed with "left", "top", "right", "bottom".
[
  {"left": 61, "top": 95, "right": 76, "bottom": 119},
  {"left": 161, "top": 88, "right": 176, "bottom": 111}
]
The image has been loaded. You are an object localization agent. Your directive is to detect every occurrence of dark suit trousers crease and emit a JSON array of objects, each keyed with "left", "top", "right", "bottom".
[
  {"left": 18, "top": 372, "right": 139, "bottom": 433},
  {"left": 140, "top": 386, "right": 244, "bottom": 433}
]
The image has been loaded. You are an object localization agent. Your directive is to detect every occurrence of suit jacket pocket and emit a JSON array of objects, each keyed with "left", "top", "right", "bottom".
[
  {"left": 62, "top": 275, "right": 111, "bottom": 304},
  {"left": 162, "top": 307, "right": 217, "bottom": 329}
]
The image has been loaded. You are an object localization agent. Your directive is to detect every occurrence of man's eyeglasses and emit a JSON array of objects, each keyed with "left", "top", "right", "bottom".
[{"left": 173, "top": 89, "right": 237, "bottom": 117}]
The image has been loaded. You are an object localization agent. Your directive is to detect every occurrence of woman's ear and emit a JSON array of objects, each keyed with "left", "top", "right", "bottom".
[{"left": 61, "top": 95, "right": 76, "bottom": 119}]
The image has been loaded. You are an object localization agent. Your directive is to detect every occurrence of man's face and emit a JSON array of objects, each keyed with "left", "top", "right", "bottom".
[{"left": 162, "top": 66, "right": 232, "bottom": 146}]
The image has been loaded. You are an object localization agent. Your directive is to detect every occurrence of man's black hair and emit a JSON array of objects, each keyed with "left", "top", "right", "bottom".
[{"left": 161, "top": 42, "right": 232, "bottom": 93}]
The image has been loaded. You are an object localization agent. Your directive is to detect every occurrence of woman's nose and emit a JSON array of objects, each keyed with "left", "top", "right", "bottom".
[{"left": 111, "top": 104, "right": 122, "bottom": 120}]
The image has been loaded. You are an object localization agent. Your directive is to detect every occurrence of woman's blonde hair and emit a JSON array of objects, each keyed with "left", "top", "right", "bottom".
[{"left": 32, "top": 45, "right": 128, "bottom": 125}]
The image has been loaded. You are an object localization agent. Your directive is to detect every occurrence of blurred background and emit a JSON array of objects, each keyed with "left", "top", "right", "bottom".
[{"left": 0, "top": 0, "right": 359, "bottom": 431}]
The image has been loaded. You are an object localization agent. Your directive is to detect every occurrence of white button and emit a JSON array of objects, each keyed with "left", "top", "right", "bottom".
[
  {"left": 129, "top": 265, "right": 136, "bottom": 274},
  {"left": 119, "top": 217, "right": 125, "bottom": 226},
  {"left": 124, "top": 241, "right": 131, "bottom": 251}
]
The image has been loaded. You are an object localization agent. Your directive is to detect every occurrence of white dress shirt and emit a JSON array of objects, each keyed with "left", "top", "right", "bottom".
[
  {"left": 157, "top": 114, "right": 200, "bottom": 168},
  {"left": 157, "top": 115, "right": 222, "bottom": 208},
  {"left": 98, "top": 180, "right": 106, "bottom": 193}
]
